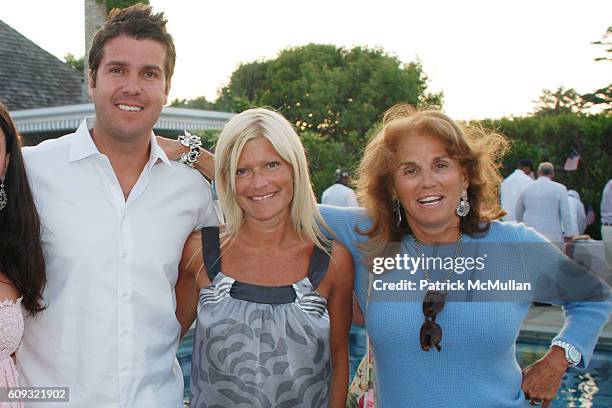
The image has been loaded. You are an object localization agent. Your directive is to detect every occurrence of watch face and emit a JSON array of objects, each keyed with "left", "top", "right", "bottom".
[{"left": 568, "top": 347, "right": 581, "bottom": 363}]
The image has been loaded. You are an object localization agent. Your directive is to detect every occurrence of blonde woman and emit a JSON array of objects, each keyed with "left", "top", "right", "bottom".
[{"left": 174, "top": 108, "right": 353, "bottom": 407}]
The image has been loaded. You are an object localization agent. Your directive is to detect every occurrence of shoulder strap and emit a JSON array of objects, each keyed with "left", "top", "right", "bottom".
[
  {"left": 307, "top": 241, "right": 333, "bottom": 289},
  {"left": 201, "top": 226, "right": 221, "bottom": 280}
]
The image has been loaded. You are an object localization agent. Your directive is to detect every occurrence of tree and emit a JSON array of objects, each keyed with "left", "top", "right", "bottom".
[
  {"left": 170, "top": 96, "right": 216, "bottom": 110},
  {"left": 532, "top": 87, "right": 584, "bottom": 117},
  {"left": 224, "top": 44, "right": 441, "bottom": 140},
  {"left": 208, "top": 44, "right": 440, "bottom": 145},
  {"left": 584, "top": 27, "right": 612, "bottom": 112},
  {"left": 592, "top": 26, "right": 611, "bottom": 63},
  {"left": 64, "top": 53, "right": 84, "bottom": 76},
  {"left": 581, "top": 85, "right": 611, "bottom": 113},
  {"left": 533, "top": 27, "right": 612, "bottom": 116}
]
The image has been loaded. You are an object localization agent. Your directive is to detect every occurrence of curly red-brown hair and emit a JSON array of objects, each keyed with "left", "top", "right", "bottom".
[{"left": 356, "top": 104, "right": 509, "bottom": 244}]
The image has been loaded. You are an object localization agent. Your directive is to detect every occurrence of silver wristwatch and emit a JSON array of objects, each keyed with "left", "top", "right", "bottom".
[{"left": 551, "top": 340, "right": 581, "bottom": 367}]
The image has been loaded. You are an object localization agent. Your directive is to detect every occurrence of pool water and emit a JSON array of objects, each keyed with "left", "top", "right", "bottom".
[{"left": 178, "top": 325, "right": 612, "bottom": 407}]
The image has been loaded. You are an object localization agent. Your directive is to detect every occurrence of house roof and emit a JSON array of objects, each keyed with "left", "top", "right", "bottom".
[{"left": 0, "top": 19, "right": 87, "bottom": 110}]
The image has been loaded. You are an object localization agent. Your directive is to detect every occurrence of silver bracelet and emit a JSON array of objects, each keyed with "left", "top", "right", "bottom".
[{"left": 177, "top": 130, "right": 203, "bottom": 168}]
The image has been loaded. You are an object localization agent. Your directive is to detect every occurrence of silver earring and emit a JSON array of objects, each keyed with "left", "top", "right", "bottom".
[
  {"left": 455, "top": 189, "right": 470, "bottom": 217},
  {"left": 0, "top": 176, "right": 6, "bottom": 211},
  {"left": 393, "top": 198, "right": 403, "bottom": 227}
]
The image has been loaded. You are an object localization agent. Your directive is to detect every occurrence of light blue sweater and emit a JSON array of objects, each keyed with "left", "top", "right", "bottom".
[{"left": 319, "top": 205, "right": 611, "bottom": 407}]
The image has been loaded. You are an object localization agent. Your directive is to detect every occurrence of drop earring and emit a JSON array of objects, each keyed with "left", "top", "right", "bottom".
[
  {"left": 0, "top": 176, "right": 7, "bottom": 211},
  {"left": 455, "top": 189, "right": 470, "bottom": 217},
  {"left": 393, "top": 198, "right": 403, "bottom": 227}
]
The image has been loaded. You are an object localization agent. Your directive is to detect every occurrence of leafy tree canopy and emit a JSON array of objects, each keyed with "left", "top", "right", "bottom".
[
  {"left": 64, "top": 53, "right": 84, "bottom": 76},
  {"left": 592, "top": 26, "right": 611, "bottom": 63},
  {"left": 533, "top": 85, "right": 611, "bottom": 116},
  {"left": 173, "top": 44, "right": 442, "bottom": 145}
]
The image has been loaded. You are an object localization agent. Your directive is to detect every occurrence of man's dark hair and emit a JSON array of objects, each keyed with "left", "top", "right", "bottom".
[
  {"left": 88, "top": 3, "right": 176, "bottom": 92},
  {"left": 517, "top": 158, "right": 533, "bottom": 171},
  {"left": 0, "top": 101, "right": 46, "bottom": 315},
  {"left": 335, "top": 168, "right": 349, "bottom": 184}
]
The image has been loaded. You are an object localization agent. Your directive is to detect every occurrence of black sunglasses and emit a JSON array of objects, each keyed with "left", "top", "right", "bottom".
[{"left": 420, "top": 290, "right": 446, "bottom": 352}]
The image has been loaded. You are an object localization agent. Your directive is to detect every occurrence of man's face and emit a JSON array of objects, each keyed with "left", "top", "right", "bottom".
[{"left": 88, "top": 35, "right": 169, "bottom": 143}]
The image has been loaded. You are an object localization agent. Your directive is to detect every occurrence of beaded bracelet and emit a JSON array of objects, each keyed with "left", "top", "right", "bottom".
[{"left": 178, "top": 130, "right": 203, "bottom": 168}]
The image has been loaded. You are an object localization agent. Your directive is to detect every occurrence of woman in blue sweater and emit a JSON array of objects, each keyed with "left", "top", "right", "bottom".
[{"left": 320, "top": 105, "right": 611, "bottom": 407}]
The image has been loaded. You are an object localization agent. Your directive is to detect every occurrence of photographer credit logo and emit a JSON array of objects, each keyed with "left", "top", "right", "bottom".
[
  {"left": 370, "top": 253, "right": 532, "bottom": 294},
  {"left": 372, "top": 253, "right": 486, "bottom": 275}
]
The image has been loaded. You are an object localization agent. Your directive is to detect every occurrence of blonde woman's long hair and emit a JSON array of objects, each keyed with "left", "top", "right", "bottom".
[{"left": 214, "top": 108, "right": 331, "bottom": 252}]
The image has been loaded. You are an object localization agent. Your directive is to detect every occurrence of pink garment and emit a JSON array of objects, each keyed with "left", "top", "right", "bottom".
[{"left": 0, "top": 297, "right": 24, "bottom": 408}]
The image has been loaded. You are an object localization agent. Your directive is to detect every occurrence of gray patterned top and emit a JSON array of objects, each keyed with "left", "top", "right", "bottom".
[{"left": 190, "top": 227, "right": 332, "bottom": 408}]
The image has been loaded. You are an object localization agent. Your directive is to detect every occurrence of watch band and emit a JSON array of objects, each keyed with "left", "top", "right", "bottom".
[{"left": 551, "top": 340, "right": 581, "bottom": 367}]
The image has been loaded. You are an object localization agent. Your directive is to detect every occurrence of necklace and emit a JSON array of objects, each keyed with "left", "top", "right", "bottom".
[
  {"left": 412, "top": 232, "right": 463, "bottom": 289},
  {"left": 412, "top": 231, "right": 463, "bottom": 352}
]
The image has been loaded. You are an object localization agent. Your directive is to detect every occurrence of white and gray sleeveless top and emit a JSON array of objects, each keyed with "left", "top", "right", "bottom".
[{"left": 190, "top": 227, "right": 332, "bottom": 408}]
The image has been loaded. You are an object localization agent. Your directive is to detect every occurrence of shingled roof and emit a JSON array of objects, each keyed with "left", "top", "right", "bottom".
[{"left": 0, "top": 19, "right": 88, "bottom": 110}]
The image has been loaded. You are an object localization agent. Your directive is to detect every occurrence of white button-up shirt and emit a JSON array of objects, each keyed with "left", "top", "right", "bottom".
[
  {"left": 17, "top": 118, "right": 219, "bottom": 408},
  {"left": 321, "top": 183, "right": 359, "bottom": 207},
  {"left": 500, "top": 169, "right": 533, "bottom": 221},
  {"left": 515, "top": 176, "right": 572, "bottom": 243}
]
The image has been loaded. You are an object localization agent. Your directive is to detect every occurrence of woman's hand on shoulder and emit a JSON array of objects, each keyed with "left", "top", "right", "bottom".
[
  {"left": 156, "top": 135, "right": 216, "bottom": 179},
  {"left": 156, "top": 135, "right": 187, "bottom": 161}
]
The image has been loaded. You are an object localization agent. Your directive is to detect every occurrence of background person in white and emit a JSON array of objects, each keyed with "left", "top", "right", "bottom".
[
  {"left": 567, "top": 189, "right": 587, "bottom": 236},
  {"left": 17, "top": 5, "right": 218, "bottom": 407},
  {"left": 321, "top": 168, "right": 359, "bottom": 207},
  {"left": 516, "top": 162, "right": 572, "bottom": 243},
  {"left": 500, "top": 158, "right": 533, "bottom": 221}
]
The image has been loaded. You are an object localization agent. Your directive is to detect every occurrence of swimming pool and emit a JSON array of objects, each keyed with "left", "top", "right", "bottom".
[{"left": 177, "top": 325, "right": 612, "bottom": 407}]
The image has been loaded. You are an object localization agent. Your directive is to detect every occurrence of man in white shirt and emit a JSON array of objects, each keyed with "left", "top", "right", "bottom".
[
  {"left": 321, "top": 168, "right": 359, "bottom": 207},
  {"left": 17, "top": 5, "right": 217, "bottom": 407},
  {"left": 516, "top": 162, "right": 572, "bottom": 243},
  {"left": 500, "top": 159, "right": 533, "bottom": 221},
  {"left": 567, "top": 189, "right": 587, "bottom": 236}
]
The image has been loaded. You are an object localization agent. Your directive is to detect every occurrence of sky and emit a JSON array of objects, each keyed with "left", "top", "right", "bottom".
[{"left": 2, "top": 0, "right": 610, "bottom": 120}]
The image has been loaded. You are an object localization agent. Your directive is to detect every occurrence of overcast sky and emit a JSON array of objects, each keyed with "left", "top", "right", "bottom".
[{"left": 2, "top": 0, "right": 610, "bottom": 120}]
